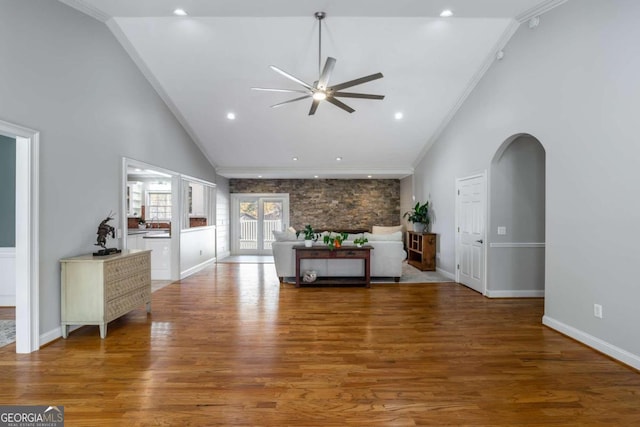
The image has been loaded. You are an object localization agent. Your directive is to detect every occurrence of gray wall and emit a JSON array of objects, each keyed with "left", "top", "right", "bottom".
[
  {"left": 0, "top": 0, "right": 217, "bottom": 339},
  {"left": 0, "top": 135, "right": 16, "bottom": 247},
  {"left": 488, "top": 135, "right": 545, "bottom": 294},
  {"left": 413, "top": 0, "right": 640, "bottom": 363}
]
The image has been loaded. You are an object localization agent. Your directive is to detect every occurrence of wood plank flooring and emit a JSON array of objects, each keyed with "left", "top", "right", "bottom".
[{"left": 0, "top": 263, "right": 638, "bottom": 426}]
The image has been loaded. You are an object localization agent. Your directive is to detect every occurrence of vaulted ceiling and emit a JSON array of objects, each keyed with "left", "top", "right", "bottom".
[{"left": 60, "top": 0, "right": 563, "bottom": 179}]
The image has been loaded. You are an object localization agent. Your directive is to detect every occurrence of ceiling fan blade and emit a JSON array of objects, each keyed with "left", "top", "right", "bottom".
[
  {"left": 252, "top": 87, "right": 310, "bottom": 94},
  {"left": 333, "top": 92, "right": 385, "bottom": 100},
  {"left": 308, "top": 99, "right": 321, "bottom": 115},
  {"left": 329, "top": 72, "right": 384, "bottom": 92},
  {"left": 270, "top": 95, "right": 311, "bottom": 109},
  {"left": 317, "top": 57, "right": 336, "bottom": 90},
  {"left": 270, "top": 65, "right": 314, "bottom": 90},
  {"left": 325, "top": 96, "right": 355, "bottom": 114}
]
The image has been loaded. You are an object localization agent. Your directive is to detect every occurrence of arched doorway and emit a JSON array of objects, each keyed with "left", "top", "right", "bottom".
[{"left": 487, "top": 134, "right": 545, "bottom": 297}]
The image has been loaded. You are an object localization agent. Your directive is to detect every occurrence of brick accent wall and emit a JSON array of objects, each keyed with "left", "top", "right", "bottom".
[{"left": 229, "top": 179, "right": 401, "bottom": 231}]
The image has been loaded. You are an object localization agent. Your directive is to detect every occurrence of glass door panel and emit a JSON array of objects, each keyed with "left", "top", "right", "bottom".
[{"left": 231, "top": 194, "right": 289, "bottom": 255}]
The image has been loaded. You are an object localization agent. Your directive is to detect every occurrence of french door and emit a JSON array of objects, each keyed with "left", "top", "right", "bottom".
[{"left": 231, "top": 194, "right": 289, "bottom": 255}]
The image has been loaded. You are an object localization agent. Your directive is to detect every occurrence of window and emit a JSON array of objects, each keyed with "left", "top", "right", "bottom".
[{"left": 147, "top": 191, "right": 171, "bottom": 220}]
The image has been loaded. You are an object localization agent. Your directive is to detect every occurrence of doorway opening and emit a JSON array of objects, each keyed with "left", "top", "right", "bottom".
[
  {"left": 487, "top": 134, "right": 546, "bottom": 297},
  {"left": 0, "top": 119, "right": 39, "bottom": 353},
  {"left": 230, "top": 194, "right": 289, "bottom": 255}
]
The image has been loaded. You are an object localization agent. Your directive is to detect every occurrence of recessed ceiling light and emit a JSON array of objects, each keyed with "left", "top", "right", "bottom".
[
  {"left": 440, "top": 9, "right": 453, "bottom": 17},
  {"left": 292, "top": 157, "right": 298, "bottom": 161},
  {"left": 226, "top": 112, "right": 236, "bottom": 120},
  {"left": 173, "top": 8, "right": 188, "bottom": 16},
  {"left": 336, "top": 157, "right": 342, "bottom": 161},
  {"left": 258, "top": 175, "right": 262, "bottom": 178},
  {"left": 314, "top": 175, "right": 319, "bottom": 178},
  {"left": 368, "top": 175, "right": 373, "bottom": 178},
  {"left": 394, "top": 112, "right": 403, "bottom": 120}
]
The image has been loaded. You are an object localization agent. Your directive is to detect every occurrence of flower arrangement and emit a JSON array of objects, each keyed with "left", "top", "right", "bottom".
[{"left": 323, "top": 232, "right": 348, "bottom": 250}]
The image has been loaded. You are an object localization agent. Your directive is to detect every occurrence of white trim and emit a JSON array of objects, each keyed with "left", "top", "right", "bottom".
[
  {"left": 543, "top": 315, "right": 640, "bottom": 371},
  {"left": 1, "top": 119, "right": 40, "bottom": 354},
  {"left": 0, "top": 248, "right": 16, "bottom": 257},
  {"left": 489, "top": 242, "right": 545, "bottom": 248},
  {"left": 414, "top": 21, "right": 520, "bottom": 167},
  {"left": 180, "top": 258, "right": 216, "bottom": 280},
  {"left": 486, "top": 289, "right": 545, "bottom": 298},
  {"left": 436, "top": 267, "right": 455, "bottom": 281},
  {"left": 217, "top": 250, "right": 231, "bottom": 260},
  {"left": 516, "top": 0, "right": 568, "bottom": 23},
  {"left": 57, "top": 0, "right": 110, "bottom": 22}
]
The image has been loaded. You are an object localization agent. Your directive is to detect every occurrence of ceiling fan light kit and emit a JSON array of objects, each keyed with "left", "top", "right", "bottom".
[{"left": 251, "top": 12, "right": 385, "bottom": 115}]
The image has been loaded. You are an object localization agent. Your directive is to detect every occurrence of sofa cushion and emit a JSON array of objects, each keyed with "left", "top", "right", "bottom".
[
  {"left": 272, "top": 230, "right": 301, "bottom": 241},
  {"left": 364, "top": 231, "right": 403, "bottom": 241},
  {"left": 371, "top": 225, "right": 404, "bottom": 234}
]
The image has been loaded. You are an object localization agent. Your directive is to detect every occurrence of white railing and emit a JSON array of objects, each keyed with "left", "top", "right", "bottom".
[{"left": 239, "top": 219, "right": 282, "bottom": 250}]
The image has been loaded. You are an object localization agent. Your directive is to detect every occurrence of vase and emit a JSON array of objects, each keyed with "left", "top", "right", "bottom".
[
  {"left": 412, "top": 222, "right": 427, "bottom": 232},
  {"left": 304, "top": 239, "right": 313, "bottom": 247}
]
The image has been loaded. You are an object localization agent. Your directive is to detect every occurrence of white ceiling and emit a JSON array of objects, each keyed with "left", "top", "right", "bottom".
[{"left": 60, "top": 0, "right": 563, "bottom": 179}]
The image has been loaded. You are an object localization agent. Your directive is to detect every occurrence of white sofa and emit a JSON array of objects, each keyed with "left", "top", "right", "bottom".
[{"left": 271, "top": 230, "right": 407, "bottom": 283}]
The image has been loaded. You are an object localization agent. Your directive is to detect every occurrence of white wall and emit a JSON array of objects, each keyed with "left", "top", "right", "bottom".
[
  {"left": 215, "top": 176, "right": 231, "bottom": 259},
  {"left": 0, "top": 0, "right": 217, "bottom": 343},
  {"left": 413, "top": 0, "right": 640, "bottom": 368},
  {"left": 180, "top": 227, "right": 216, "bottom": 278}
]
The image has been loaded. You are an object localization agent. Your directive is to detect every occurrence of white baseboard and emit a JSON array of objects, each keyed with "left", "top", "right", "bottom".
[
  {"left": 543, "top": 315, "right": 640, "bottom": 371},
  {"left": 486, "top": 289, "right": 545, "bottom": 298},
  {"left": 436, "top": 267, "right": 455, "bottom": 281},
  {"left": 180, "top": 258, "right": 216, "bottom": 279}
]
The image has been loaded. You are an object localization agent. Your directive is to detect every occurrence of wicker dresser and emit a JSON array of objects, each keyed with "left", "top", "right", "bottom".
[{"left": 60, "top": 249, "right": 151, "bottom": 339}]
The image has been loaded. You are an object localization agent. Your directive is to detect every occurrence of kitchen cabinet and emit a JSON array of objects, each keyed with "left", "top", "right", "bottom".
[{"left": 126, "top": 181, "right": 142, "bottom": 217}]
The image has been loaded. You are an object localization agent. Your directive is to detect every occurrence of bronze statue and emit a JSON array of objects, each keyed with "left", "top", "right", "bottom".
[{"left": 94, "top": 212, "right": 121, "bottom": 256}]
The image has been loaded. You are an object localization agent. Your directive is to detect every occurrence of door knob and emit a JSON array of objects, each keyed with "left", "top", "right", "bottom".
[{"left": 476, "top": 239, "right": 483, "bottom": 244}]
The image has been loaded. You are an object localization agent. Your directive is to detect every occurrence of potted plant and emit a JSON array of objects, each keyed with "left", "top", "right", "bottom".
[
  {"left": 403, "top": 201, "right": 430, "bottom": 232},
  {"left": 323, "top": 232, "right": 348, "bottom": 250},
  {"left": 296, "top": 224, "right": 319, "bottom": 247},
  {"left": 353, "top": 236, "right": 368, "bottom": 247}
]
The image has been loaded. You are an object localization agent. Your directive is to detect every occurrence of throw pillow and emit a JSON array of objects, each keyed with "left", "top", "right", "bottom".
[
  {"left": 364, "top": 231, "right": 403, "bottom": 241},
  {"left": 272, "top": 230, "right": 299, "bottom": 242},
  {"left": 371, "top": 225, "right": 404, "bottom": 234}
]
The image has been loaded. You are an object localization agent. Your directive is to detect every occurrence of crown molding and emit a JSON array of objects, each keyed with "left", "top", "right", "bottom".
[
  {"left": 515, "top": 0, "right": 568, "bottom": 23},
  {"left": 58, "top": 0, "right": 110, "bottom": 22},
  {"left": 216, "top": 167, "right": 413, "bottom": 180}
]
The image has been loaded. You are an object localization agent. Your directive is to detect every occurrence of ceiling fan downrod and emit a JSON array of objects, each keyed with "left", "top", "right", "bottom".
[{"left": 315, "top": 11, "right": 325, "bottom": 77}]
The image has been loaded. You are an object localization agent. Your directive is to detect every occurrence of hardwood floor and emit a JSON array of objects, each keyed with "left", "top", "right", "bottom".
[{"left": 0, "top": 263, "right": 638, "bottom": 426}]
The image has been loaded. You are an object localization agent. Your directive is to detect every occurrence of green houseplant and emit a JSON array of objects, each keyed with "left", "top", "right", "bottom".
[
  {"left": 403, "top": 201, "right": 430, "bottom": 232},
  {"left": 323, "top": 232, "right": 348, "bottom": 250},
  {"left": 353, "top": 236, "right": 368, "bottom": 247},
  {"left": 296, "top": 224, "right": 319, "bottom": 247}
]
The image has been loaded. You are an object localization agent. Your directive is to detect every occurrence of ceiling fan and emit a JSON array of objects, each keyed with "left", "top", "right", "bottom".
[{"left": 251, "top": 12, "right": 385, "bottom": 115}]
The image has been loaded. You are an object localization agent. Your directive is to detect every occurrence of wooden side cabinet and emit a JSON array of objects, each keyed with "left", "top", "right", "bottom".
[
  {"left": 406, "top": 232, "right": 437, "bottom": 271},
  {"left": 60, "top": 249, "right": 152, "bottom": 339}
]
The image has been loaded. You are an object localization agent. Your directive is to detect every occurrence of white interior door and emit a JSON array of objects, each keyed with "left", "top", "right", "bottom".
[
  {"left": 231, "top": 194, "right": 289, "bottom": 255},
  {"left": 456, "top": 173, "right": 486, "bottom": 294}
]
